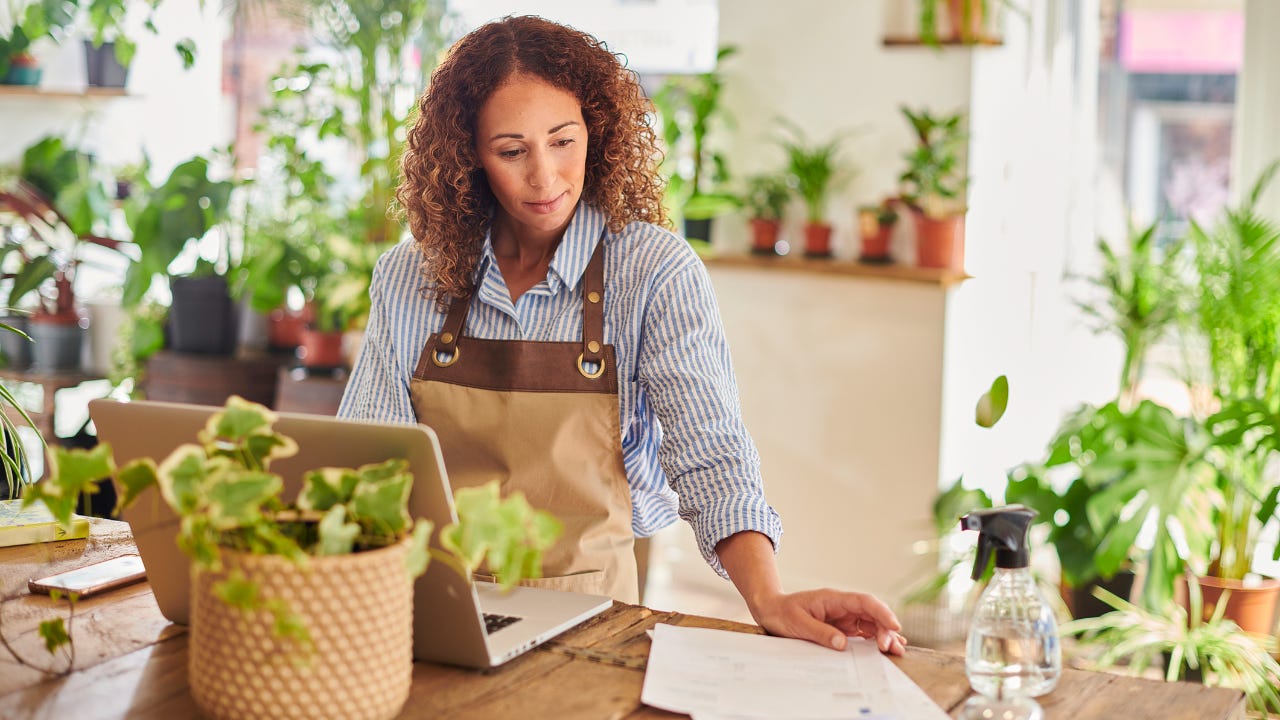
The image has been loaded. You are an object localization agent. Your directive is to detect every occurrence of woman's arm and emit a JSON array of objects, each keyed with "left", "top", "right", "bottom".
[{"left": 716, "top": 530, "right": 906, "bottom": 655}]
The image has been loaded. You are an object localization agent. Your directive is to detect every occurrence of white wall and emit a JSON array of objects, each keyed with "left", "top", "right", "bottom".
[{"left": 0, "top": 2, "right": 232, "bottom": 178}]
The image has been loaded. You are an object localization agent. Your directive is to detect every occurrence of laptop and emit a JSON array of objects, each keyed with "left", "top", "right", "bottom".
[{"left": 88, "top": 398, "right": 613, "bottom": 668}]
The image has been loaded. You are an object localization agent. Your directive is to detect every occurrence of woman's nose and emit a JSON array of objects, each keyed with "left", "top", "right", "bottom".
[{"left": 527, "top": 149, "right": 555, "bottom": 189}]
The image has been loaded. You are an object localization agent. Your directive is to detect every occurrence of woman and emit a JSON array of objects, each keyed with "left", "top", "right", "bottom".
[{"left": 339, "top": 15, "right": 906, "bottom": 656}]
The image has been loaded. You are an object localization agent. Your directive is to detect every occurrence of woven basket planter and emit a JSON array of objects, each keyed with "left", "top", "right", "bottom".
[{"left": 189, "top": 538, "right": 414, "bottom": 720}]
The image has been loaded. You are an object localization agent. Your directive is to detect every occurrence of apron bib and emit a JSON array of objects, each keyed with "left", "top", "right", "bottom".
[{"left": 409, "top": 238, "right": 638, "bottom": 602}]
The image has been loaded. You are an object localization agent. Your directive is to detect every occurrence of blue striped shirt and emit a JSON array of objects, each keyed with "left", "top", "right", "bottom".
[{"left": 338, "top": 202, "right": 783, "bottom": 577}]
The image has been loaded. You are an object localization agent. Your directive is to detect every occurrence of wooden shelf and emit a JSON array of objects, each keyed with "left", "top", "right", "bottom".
[
  {"left": 882, "top": 35, "right": 1004, "bottom": 47},
  {"left": 0, "top": 86, "right": 130, "bottom": 99},
  {"left": 702, "top": 253, "right": 969, "bottom": 288}
]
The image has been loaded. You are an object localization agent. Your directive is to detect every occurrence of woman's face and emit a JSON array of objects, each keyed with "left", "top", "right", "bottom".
[{"left": 475, "top": 73, "right": 588, "bottom": 240}]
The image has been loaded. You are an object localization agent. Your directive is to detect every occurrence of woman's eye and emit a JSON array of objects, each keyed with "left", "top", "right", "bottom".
[
  {"left": 499, "top": 149, "right": 523, "bottom": 159},
  {"left": 554, "top": 138, "right": 575, "bottom": 148}
]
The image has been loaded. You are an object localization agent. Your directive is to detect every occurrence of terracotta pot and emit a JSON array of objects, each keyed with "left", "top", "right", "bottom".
[
  {"left": 298, "top": 328, "right": 347, "bottom": 369},
  {"left": 947, "top": 0, "right": 985, "bottom": 41},
  {"left": 749, "top": 218, "right": 781, "bottom": 256},
  {"left": 1191, "top": 575, "right": 1280, "bottom": 636},
  {"left": 190, "top": 539, "right": 413, "bottom": 720},
  {"left": 803, "top": 222, "right": 833, "bottom": 258},
  {"left": 912, "top": 211, "right": 965, "bottom": 270},
  {"left": 858, "top": 210, "right": 895, "bottom": 262},
  {"left": 268, "top": 308, "right": 309, "bottom": 350}
]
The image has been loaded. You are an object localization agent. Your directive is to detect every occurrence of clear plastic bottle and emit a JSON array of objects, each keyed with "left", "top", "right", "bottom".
[{"left": 965, "top": 567, "right": 1061, "bottom": 699}]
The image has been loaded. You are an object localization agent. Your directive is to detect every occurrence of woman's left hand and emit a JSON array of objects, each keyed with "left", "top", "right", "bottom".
[{"left": 746, "top": 589, "right": 908, "bottom": 655}]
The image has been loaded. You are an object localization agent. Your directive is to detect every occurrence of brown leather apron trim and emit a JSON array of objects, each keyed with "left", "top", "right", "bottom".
[
  {"left": 582, "top": 242, "right": 605, "bottom": 364},
  {"left": 415, "top": 335, "right": 619, "bottom": 393}
]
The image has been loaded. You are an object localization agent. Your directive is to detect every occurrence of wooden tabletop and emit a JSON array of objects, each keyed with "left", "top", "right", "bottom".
[{"left": 0, "top": 520, "right": 1246, "bottom": 719}]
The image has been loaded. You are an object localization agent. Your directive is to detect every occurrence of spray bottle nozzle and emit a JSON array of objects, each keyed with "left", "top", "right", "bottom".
[{"left": 959, "top": 505, "right": 1037, "bottom": 580}]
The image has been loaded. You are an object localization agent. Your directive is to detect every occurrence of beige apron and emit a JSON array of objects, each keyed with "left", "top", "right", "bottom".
[{"left": 409, "top": 238, "right": 639, "bottom": 603}]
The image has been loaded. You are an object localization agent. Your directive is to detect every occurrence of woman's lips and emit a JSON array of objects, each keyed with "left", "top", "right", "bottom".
[{"left": 524, "top": 191, "right": 567, "bottom": 215}]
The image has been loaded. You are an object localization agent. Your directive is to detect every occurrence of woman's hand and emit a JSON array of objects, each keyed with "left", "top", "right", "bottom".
[
  {"left": 746, "top": 588, "right": 908, "bottom": 655},
  {"left": 714, "top": 531, "right": 908, "bottom": 656}
]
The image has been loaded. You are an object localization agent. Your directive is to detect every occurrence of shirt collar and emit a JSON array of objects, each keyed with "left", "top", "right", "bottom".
[{"left": 475, "top": 202, "right": 606, "bottom": 294}]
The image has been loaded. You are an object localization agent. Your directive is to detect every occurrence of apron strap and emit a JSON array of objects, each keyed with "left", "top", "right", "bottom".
[
  {"left": 436, "top": 290, "right": 472, "bottom": 355},
  {"left": 581, "top": 240, "right": 605, "bottom": 364}
]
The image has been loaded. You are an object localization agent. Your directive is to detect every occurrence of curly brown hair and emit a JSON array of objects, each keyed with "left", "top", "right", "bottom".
[{"left": 397, "top": 15, "right": 669, "bottom": 300}]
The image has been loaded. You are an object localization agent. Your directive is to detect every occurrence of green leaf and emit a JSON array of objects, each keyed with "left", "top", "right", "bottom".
[
  {"left": 213, "top": 571, "right": 261, "bottom": 610},
  {"left": 975, "top": 375, "right": 1009, "bottom": 428},
  {"left": 405, "top": 519, "right": 434, "bottom": 578},
  {"left": 202, "top": 396, "right": 276, "bottom": 443},
  {"left": 204, "top": 471, "right": 282, "bottom": 530},
  {"left": 316, "top": 505, "right": 359, "bottom": 555},
  {"left": 38, "top": 618, "right": 70, "bottom": 655},
  {"left": 933, "top": 477, "right": 991, "bottom": 536},
  {"left": 174, "top": 38, "right": 196, "bottom": 69},
  {"left": 27, "top": 444, "right": 116, "bottom": 527},
  {"left": 350, "top": 467, "right": 412, "bottom": 536},
  {"left": 156, "top": 445, "right": 211, "bottom": 514},
  {"left": 298, "top": 468, "right": 359, "bottom": 511},
  {"left": 443, "top": 482, "right": 562, "bottom": 589},
  {"left": 115, "top": 458, "right": 158, "bottom": 514}
]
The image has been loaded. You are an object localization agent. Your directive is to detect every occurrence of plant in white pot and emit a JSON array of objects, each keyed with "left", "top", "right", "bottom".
[{"left": 23, "top": 396, "right": 560, "bottom": 720}]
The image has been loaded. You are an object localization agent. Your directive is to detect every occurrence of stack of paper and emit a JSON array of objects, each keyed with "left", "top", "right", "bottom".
[{"left": 641, "top": 624, "right": 949, "bottom": 720}]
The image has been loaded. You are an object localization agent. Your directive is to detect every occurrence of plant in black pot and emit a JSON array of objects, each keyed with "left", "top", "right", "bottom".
[
  {"left": 81, "top": 0, "right": 197, "bottom": 87},
  {"left": 122, "top": 156, "right": 235, "bottom": 355},
  {"left": 654, "top": 46, "right": 742, "bottom": 250}
]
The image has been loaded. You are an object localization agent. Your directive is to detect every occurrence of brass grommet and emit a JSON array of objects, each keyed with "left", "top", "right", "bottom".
[
  {"left": 431, "top": 345, "right": 461, "bottom": 368},
  {"left": 587, "top": 340, "right": 601, "bottom": 353},
  {"left": 440, "top": 332, "right": 454, "bottom": 344},
  {"left": 587, "top": 291, "right": 601, "bottom": 304},
  {"left": 577, "top": 352, "right": 605, "bottom": 379}
]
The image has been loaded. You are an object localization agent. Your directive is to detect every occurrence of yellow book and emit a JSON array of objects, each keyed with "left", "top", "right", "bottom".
[{"left": 0, "top": 499, "right": 91, "bottom": 548}]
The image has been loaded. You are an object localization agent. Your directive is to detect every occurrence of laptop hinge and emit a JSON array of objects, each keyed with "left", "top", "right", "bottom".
[{"left": 543, "top": 644, "right": 647, "bottom": 671}]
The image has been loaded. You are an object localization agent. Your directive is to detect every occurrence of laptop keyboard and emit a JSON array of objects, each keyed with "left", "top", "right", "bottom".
[{"left": 483, "top": 613, "right": 523, "bottom": 634}]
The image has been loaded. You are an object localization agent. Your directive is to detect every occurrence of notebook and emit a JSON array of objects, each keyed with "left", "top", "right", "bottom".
[
  {"left": 89, "top": 398, "right": 612, "bottom": 668},
  {"left": 0, "top": 498, "right": 91, "bottom": 547}
]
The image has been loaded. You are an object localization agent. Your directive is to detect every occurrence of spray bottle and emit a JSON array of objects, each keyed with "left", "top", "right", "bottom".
[{"left": 958, "top": 505, "right": 1061, "bottom": 720}]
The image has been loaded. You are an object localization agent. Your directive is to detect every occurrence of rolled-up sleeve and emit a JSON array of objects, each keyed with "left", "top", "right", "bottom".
[
  {"left": 337, "top": 253, "right": 417, "bottom": 424},
  {"left": 636, "top": 253, "right": 784, "bottom": 578}
]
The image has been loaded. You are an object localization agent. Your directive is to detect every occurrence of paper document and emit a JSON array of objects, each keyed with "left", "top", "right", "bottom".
[{"left": 641, "top": 623, "right": 949, "bottom": 720}]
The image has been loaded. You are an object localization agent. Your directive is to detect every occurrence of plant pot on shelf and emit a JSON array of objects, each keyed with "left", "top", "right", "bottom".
[
  {"left": 169, "top": 276, "right": 237, "bottom": 355},
  {"left": 947, "top": 0, "right": 986, "bottom": 42},
  {"left": 2, "top": 53, "right": 42, "bottom": 86},
  {"left": 749, "top": 218, "right": 781, "bottom": 256},
  {"left": 30, "top": 314, "right": 86, "bottom": 373},
  {"left": 803, "top": 222, "right": 833, "bottom": 259},
  {"left": 683, "top": 217, "right": 713, "bottom": 244},
  {"left": 85, "top": 300, "right": 126, "bottom": 375},
  {"left": 298, "top": 328, "right": 346, "bottom": 370},
  {"left": 83, "top": 41, "right": 129, "bottom": 88},
  {"left": 268, "top": 306, "right": 313, "bottom": 351},
  {"left": 912, "top": 210, "right": 965, "bottom": 270},
  {"left": 189, "top": 538, "right": 413, "bottom": 720},
  {"left": 857, "top": 207, "right": 897, "bottom": 264},
  {"left": 1186, "top": 574, "right": 1280, "bottom": 636},
  {"left": 0, "top": 315, "right": 33, "bottom": 370}
]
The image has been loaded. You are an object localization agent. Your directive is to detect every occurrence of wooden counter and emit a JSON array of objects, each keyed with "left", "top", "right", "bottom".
[{"left": 0, "top": 520, "right": 1246, "bottom": 719}]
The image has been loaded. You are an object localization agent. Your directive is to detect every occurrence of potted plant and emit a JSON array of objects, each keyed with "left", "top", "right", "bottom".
[
  {"left": 777, "top": 121, "right": 852, "bottom": 259},
  {"left": 1171, "top": 159, "right": 1280, "bottom": 634},
  {"left": 0, "top": 320, "right": 40, "bottom": 497},
  {"left": 20, "top": 396, "right": 561, "bottom": 718},
  {"left": 1064, "top": 586, "right": 1280, "bottom": 716},
  {"left": 3, "top": 138, "right": 126, "bottom": 371},
  {"left": 122, "top": 156, "right": 235, "bottom": 355},
  {"left": 918, "top": 0, "right": 1017, "bottom": 45},
  {"left": 0, "top": 1, "right": 77, "bottom": 86},
  {"left": 898, "top": 106, "right": 967, "bottom": 270},
  {"left": 741, "top": 172, "right": 791, "bottom": 256},
  {"left": 857, "top": 202, "right": 898, "bottom": 263},
  {"left": 654, "top": 46, "right": 742, "bottom": 247},
  {"left": 81, "top": 0, "right": 197, "bottom": 87}
]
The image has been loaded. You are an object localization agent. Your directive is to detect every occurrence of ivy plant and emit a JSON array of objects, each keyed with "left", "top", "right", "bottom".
[{"left": 18, "top": 395, "right": 562, "bottom": 667}]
